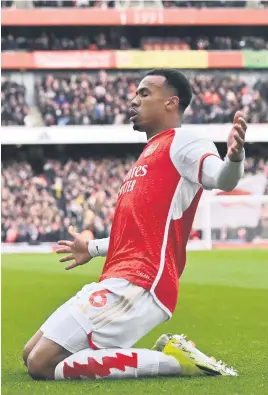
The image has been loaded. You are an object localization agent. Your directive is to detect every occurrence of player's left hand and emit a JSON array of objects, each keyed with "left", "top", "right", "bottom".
[
  {"left": 55, "top": 226, "right": 92, "bottom": 270},
  {"left": 227, "top": 111, "right": 247, "bottom": 162}
]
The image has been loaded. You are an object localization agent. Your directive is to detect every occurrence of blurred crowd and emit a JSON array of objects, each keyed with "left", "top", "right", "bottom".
[
  {"left": 1, "top": 31, "right": 131, "bottom": 52},
  {"left": 36, "top": 72, "right": 268, "bottom": 126},
  {"left": 162, "top": 0, "right": 268, "bottom": 8},
  {"left": 2, "top": 0, "right": 268, "bottom": 8},
  {"left": 1, "top": 0, "right": 114, "bottom": 7},
  {"left": 185, "top": 74, "right": 268, "bottom": 124},
  {"left": 1, "top": 156, "right": 135, "bottom": 243},
  {"left": 1, "top": 77, "right": 29, "bottom": 126},
  {"left": 2, "top": 32, "right": 268, "bottom": 51},
  {"left": 36, "top": 72, "right": 134, "bottom": 126},
  {"left": 2, "top": 72, "right": 268, "bottom": 126},
  {"left": 2, "top": 155, "right": 268, "bottom": 243},
  {"left": 142, "top": 36, "right": 268, "bottom": 51}
]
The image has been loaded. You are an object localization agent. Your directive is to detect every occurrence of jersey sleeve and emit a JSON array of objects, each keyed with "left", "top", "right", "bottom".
[{"left": 170, "top": 129, "right": 220, "bottom": 186}]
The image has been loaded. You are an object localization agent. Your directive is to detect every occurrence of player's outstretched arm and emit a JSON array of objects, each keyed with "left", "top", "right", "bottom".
[
  {"left": 56, "top": 226, "right": 110, "bottom": 270},
  {"left": 170, "top": 111, "right": 247, "bottom": 192},
  {"left": 201, "top": 111, "right": 247, "bottom": 191}
]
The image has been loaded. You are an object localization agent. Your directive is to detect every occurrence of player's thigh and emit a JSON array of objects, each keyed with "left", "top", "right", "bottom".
[
  {"left": 40, "top": 280, "right": 134, "bottom": 352},
  {"left": 41, "top": 293, "right": 90, "bottom": 354},
  {"left": 23, "top": 295, "right": 77, "bottom": 365},
  {"left": 69, "top": 279, "right": 168, "bottom": 349},
  {"left": 38, "top": 280, "right": 166, "bottom": 354},
  {"left": 23, "top": 329, "right": 43, "bottom": 365},
  {"left": 91, "top": 283, "right": 168, "bottom": 349}
]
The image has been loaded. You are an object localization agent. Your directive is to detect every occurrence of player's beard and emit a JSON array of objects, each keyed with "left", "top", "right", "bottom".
[
  {"left": 132, "top": 119, "right": 145, "bottom": 132},
  {"left": 133, "top": 122, "right": 143, "bottom": 132}
]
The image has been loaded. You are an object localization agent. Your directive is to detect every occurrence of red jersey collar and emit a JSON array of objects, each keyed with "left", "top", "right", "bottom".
[{"left": 144, "top": 129, "right": 174, "bottom": 149}]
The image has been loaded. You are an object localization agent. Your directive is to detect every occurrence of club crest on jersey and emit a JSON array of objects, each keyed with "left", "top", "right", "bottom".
[{"left": 144, "top": 143, "right": 159, "bottom": 158}]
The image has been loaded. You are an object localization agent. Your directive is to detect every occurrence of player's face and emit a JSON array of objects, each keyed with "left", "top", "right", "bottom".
[{"left": 130, "top": 75, "right": 168, "bottom": 132}]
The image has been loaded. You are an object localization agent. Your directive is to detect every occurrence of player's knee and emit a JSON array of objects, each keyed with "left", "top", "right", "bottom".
[
  {"left": 27, "top": 353, "right": 46, "bottom": 380},
  {"left": 27, "top": 352, "right": 54, "bottom": 380},
  {"left": 23, "top": 330, "right": 43, "bottom": 366},
  {"left": 23, "top": 343, "right": 32, "bottom": 366}
]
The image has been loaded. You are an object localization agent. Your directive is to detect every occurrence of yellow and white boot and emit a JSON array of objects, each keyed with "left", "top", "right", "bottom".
[{"left": 152, "top": 333, "right": 237, "bottom": 377}]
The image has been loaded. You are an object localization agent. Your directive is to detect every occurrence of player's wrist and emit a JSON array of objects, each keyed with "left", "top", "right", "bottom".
[
  {"left": 87, "top": 239, "right": 98, "bottom": 258},
  {"left": 85, "top": 240, "right": 91, "bottom": 257},
  {"left": 227, "top": 148, "right": 245, "bottom": 163}
]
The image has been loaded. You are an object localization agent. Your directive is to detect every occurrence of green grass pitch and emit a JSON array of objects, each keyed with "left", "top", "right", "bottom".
[{"left": 2, "top": 250, "right": 268, "bottom": 395}]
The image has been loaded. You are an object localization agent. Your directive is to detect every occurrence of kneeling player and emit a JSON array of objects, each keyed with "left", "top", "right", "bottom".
[{"left": 24, "top": 69, "right": 246, "bottom": 380}]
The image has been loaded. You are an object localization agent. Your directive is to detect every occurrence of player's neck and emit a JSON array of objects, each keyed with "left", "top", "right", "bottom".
[{"left": 145, "top": 120, "right": 181, "bottom": 141}]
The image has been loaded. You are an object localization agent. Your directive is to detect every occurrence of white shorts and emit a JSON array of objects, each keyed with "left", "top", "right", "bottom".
[{"left": 41, "top": 278, "right": 168, "bottom": 353}]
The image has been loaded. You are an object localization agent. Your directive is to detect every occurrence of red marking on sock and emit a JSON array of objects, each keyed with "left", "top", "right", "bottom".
[
  {"left": 63, "top": 352, "right": 138, "bottom": 379},
  {"left": 87, "top": 333, "right": 99, "bottom": 350}
]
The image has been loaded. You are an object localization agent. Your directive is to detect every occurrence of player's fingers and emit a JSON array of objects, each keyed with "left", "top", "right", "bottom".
[
  {"left": 234, "top": 134, "right": 244, "bottom": 147},
  {"left": 233, "top": 125, "right": 245, "bottom": 141},
  {"left": 57, "top": 240, "right": 73, "bottom": 247},
  {"left": 230, "top": 146, "right": 239, "bottom": 156},
  {"left": 55, "top": 247, "right": 71, "bottom": 254},
  {"left": 65, "top": 262, "right": 79, "bottom": 270},
  {"left": 233, "top": 110, "right": 243, "bottom": 125},
  {"left": 234, "top": 124, "right": 246, "bottom": 139},
  {"left": 230, "top": 141, "right": 240, "bottom": 151},
  {"left": 238, "top": 117, "right": 247, "bottom": 131},
  {"left": 68, "top": 226, "right": 79, "bottom": 238},
  {"left": 59, "top": 254, "right": 75, "bottom": 263}
]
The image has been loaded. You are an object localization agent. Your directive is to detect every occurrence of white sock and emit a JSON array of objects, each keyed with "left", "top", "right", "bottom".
[{"left": 55, "top": 348, "right": 181, "bottom": 380}]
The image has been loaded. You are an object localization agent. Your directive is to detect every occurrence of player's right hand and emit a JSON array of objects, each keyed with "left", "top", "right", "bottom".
[{"left": 55, "top": 226, "right": 92, "bottom": 270}]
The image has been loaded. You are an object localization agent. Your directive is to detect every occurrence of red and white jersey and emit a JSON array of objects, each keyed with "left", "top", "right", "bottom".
[{"left": 100, "top": 128, "right": 219, "bottom": 316}]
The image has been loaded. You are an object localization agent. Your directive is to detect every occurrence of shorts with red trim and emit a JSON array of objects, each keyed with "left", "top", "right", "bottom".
[{"left": 41, "top": 278, "right": 167, "bottom": 353}]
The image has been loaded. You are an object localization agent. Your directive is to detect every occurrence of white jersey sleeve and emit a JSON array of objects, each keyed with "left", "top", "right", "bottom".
[
  {"left": 170, "top": 128, "right": 220, "bottom": 186},
  {"left": 201, "top": 152, "right": 245, "bottom": 191},
  {"left": 170, "top": 128, "right": 244, "bottom": 191}
]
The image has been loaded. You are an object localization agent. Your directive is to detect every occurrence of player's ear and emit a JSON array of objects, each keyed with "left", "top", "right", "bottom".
[{"left": 165, "top": 96, "right": 179, "bottom": 112}]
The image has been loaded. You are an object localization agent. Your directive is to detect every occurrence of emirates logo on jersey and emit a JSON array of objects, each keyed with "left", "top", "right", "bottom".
[
  {"left": 144, "top": 143, "right": 159, "bottom": 158},
  {"left": 118, "top": 164, "right": 148, "bottom": 197}
]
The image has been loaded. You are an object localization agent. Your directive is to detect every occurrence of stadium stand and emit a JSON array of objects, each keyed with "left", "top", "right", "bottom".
[
  {"left": 1, "top": 76, "right": 29, "bottom": 126},
  {"left": 2, "top": 147, "right": 268, "bottom": 243},
  {"left": 1, "top": 0, "right": 268, "bottom": 247},
  {"left": 2, "top": 1, "right": 268, "bottom": 127},
  {"left": 2, "top": 72, "right": 267, "bottom": 126},
  {"left": 2, "top": 0, "right": 268, "bottom": 8},
  {"left": 2, "top": 32, "right": 268, "bottom": 52},
  {"left": 1, "top": 150, "right": 134, "bottom": 243},
  {"left": 36, "top": 72, "right": 268, "bottom": 126}
]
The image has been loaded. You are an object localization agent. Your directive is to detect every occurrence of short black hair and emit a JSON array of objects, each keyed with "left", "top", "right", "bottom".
[{"left": 145, "top": 68, "right": 192, "bottom": 113}]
